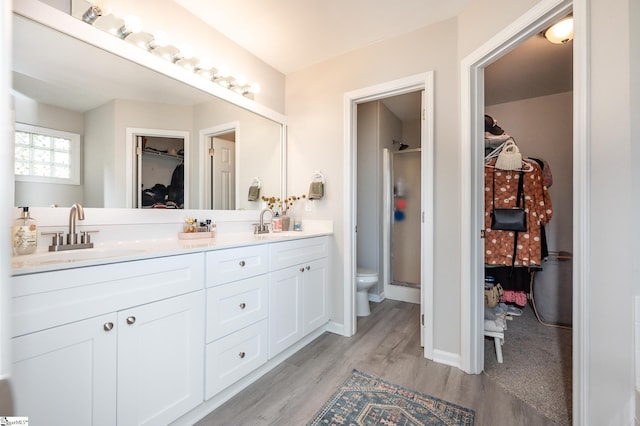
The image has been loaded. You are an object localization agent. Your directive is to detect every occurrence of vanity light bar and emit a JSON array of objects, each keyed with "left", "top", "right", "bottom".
[{"left": 81, "top": 6, "right": 261, "bottom": 98}]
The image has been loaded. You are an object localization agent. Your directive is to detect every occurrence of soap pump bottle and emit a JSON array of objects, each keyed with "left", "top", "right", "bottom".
[{"left": 12, "top": 206, "right": 38, "bottom": 255}]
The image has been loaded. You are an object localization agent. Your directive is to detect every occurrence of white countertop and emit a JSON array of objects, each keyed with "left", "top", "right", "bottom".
[{"left": 11, "top": 230, "right": 332, "bottom": 276}]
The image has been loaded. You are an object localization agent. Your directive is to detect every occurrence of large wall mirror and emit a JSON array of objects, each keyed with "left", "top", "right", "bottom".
[{"left": 12, "top": 9, "right": 284, "bottom": 211}]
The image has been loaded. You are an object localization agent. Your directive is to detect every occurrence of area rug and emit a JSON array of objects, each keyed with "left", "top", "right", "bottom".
[{"left": 308, "top": 369, "right": 475, "bottom": 425}]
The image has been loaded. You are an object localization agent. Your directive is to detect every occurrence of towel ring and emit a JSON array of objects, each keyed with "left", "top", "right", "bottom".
[
  {"left": 251, "top": 177, "right": 262, "bottom": 189},
  {"left": 312, "top": 171, "right": 325, "bottom": 184}
]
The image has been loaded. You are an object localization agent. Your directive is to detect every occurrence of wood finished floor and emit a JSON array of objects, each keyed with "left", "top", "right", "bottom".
[{"left": 196, "top": 299, "right": 556, "bottom": 425}]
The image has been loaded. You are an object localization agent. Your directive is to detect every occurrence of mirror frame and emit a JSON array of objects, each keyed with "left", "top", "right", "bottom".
[{"left": 14, "top": 0, "right": 287, "bottom": 210}]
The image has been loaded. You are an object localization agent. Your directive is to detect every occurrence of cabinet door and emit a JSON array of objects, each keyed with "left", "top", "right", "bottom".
[
  {"left": 268, "top": 266, "right": 303, "bottom": 358},
  {"left": 302, "top": 257, "right": 330, "bottom": 335},
  {"left": 117, "top": 291, "right": 204, "bottom": 426},
  {"left": 12, "top": 313, "right": 117, "bottom": 426}
]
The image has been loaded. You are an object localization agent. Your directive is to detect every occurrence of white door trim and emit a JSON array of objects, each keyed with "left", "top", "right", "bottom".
[
  {"left": 459, "top": 0, "right": 588, "bottom": 423},
  {"left": 344, "top": 72, "right": 434, "bottom": 359}
]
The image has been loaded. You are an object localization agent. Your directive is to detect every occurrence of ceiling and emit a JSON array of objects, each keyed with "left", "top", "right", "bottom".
[
  {"left": 174, "top": 0, "right": 470, "bottom": 74},
  {"left": 172, "top": 1, "right": 572, "bottom": 115}
]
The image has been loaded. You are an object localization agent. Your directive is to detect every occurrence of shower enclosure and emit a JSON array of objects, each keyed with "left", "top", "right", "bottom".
[{"left": 384, "top": 147, "right": 421, "bottom": 288}]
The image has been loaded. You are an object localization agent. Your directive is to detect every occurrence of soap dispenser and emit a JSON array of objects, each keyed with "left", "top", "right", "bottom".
[{"left": 12, "top": 206, "right": 38, "bottom": 255}]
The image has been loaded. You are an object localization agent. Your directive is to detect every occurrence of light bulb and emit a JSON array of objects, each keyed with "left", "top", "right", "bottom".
[
  {"left": 250, "top": 82, "right": 261, "bottom": 94},
  {"left": 148, "top": 30, "right": 169, "bottom": 49},
  {"left": 179, "top": 44, "right": 193, "bottom": 59},
  {"left": 544, "top": 17, "right": 574, "bottom": 44},
  {"left": 117, "top": 14, "right": 142, "bottom": 38},
  {"left": 235, "top": 74, "right": 248, "bottom": 87}
]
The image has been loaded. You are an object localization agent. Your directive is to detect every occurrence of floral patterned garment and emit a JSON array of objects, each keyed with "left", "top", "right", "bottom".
[{"left": 484, "top": 160, "right": 552, "bottom": 267}]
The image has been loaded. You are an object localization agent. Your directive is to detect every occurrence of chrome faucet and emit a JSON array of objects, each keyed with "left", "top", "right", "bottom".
[
  {"left": 68, "top": 203, "right": 85, "bottom": 244},
  {"left": 43, "top": 203, "right": 98, "bottom": 251},
  {"left": 255, "top": 208, "right": 274, "bottom": 234}
]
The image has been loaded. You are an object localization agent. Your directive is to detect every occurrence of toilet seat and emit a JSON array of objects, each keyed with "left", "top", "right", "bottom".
[{"left": 357, "top": 267, "right": 377, "bottom": 277}]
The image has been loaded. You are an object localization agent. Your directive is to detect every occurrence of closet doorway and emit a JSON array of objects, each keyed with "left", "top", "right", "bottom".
[
  {"left": 482, "top": 24, "right": 573, "bottom": 425},
  {"left": 126, "top": 128, "right": 190, "bottom": 209},
  {"left": 460, "top": 0, "right": 585, "bottom": 422}
]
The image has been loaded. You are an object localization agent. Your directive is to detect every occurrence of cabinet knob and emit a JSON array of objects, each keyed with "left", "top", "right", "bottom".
[
  {"left": 239, "top": 351, "right": 246, "bottom": 359},
  {"left": 126, "top": 316, "right": 136, "bottom": 325},
  {"left": 306, "top": 265, "right": 311, "bottom": 271},
  {"left": 239, "top": 302, "right": 246, "bottom": 309},
  {"left": 239, "top": 260, "right": 246, "bottom": 267},
  {"left": 103, "top": 322, "right": 114, "bottom": 331},
  {"left": 300, "top": 267, "right": 305, "bottom": 272}
]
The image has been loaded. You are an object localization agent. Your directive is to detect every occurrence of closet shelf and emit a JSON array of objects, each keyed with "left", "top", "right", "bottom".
[{"left": 142, "top": 148, "right": 183, "bottom": 161}]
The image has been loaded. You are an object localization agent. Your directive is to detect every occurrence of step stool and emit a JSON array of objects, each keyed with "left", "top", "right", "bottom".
[{"left": 484, "top": 330, "right": 504, "bottom": 363}]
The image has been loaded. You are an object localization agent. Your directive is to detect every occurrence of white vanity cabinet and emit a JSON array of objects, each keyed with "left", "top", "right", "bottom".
[
  {"left": 268, "top": 237, "right": 330, "bottom": 358},
  {"left": 11, "top": 254, "right": 205, "bottom": 426},
  {"left": 204, "top": 245, "right": 270, "bottom": 399}
]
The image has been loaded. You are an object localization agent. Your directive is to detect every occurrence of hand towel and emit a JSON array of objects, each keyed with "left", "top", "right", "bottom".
[
  {"left": 248, "top": 185, "right": 260, "bottom": 201},
  {"left": 308, "top": 181, "right": 324, "bottom": 200}
]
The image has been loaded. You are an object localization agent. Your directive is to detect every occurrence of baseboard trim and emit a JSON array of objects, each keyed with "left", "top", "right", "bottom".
[
  {"left": 432, "top": 349, "right": 462, "bottom": 369},
  {"left": 326, "top": 320, "right": 347, "bottom": 336}
]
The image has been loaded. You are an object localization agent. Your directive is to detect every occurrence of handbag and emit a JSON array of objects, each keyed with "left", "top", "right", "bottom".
[{"left": 490, "top": 170, "right": 526, "bottom": 232}]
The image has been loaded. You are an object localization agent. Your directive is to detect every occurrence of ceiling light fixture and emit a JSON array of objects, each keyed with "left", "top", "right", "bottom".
[
  {"left": 544, "top": 16, "right": 574, "bottom": 44},
  {"left": 78, "top": 8, "right": 261, "bottom": 98}
]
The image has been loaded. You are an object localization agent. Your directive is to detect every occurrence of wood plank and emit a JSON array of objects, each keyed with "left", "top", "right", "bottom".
[{"left": 196, "top": 299, "right": 557, "bottom": 425}]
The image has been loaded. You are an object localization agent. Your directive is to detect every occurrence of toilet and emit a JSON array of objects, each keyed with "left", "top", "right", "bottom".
[{"left": 356, "top": 267, "right": 378, "bottom": 317}]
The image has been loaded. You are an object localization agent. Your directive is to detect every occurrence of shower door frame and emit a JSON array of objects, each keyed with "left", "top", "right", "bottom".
[{"left": 387, "top": 147, "right": 423, "bottom": 291}]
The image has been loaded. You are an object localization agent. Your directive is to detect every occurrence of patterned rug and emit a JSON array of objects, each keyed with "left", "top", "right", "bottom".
[{"left": 308, "top": 369, "right": 475, "bottom": 425}]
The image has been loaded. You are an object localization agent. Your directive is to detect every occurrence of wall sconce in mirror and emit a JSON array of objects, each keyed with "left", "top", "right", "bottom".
[{"left": 544, "top": 16, "right": 574, "bottom": 44}]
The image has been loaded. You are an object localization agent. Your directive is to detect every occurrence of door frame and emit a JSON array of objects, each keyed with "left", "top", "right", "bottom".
[
  {"left": 459, "top": 0, "right": 588, "bottom": 422},
  {"left": 344, "top": 71, "right": 435, "bottom": 359},
  {"left": 125, "top": 127, "right": 190, "bottom": 209},
  {"left": 198, "top": 122, "right": 240, "bottom": 210}
]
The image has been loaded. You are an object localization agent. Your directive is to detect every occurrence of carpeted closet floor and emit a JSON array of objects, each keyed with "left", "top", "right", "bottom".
[{"left": 483, "top": 304, "right": 572, "bottom": 425}]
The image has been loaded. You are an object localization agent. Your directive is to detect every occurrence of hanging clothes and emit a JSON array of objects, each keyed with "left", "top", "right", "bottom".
[{"left": 484, "top": 160, "right": 552, "bottom": 267}]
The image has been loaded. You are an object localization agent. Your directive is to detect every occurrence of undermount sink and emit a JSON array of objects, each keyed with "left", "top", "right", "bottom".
[{"left": 12, "top": 247, "right": 147, "bottom": 267}]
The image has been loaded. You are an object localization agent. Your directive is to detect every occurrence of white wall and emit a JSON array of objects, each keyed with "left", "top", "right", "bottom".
[
  {"left": 286, "top": 18, "right": 459, "bottom": 338},
  {"left": 356, "top": 101, "right": 379, "bottom": 276},
  {"left": 486, "top": 91, "right": 573, "bottom": 252}
]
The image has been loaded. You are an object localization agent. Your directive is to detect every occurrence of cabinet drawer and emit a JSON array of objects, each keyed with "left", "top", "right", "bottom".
[
  {"left": 206, "top": 275, "right": 268, "bottom": 342},
  {"left": 205, "top": 320, "right": 268, "bottom": 400},
  {"left": 206, "top": 245, "right": 269, "bottom": 287},
  {"left": 270, "top": 236, "right": 329, "bottom": 271},
  {"left": 12, "top": 253, "right": 204, "bottom": 337}
]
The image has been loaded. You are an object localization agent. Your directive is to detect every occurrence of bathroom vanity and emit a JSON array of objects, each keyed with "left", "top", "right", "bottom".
[{"left": 10, "top": 232, "right": 332, "bottom": 426}]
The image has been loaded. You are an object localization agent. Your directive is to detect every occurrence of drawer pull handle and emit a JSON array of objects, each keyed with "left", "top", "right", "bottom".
[
  {"left": 239, "top": 351, "right": 246, "bottom": 359},
  {"left": 239, "top": 260, "right": 246, "bottom": 267},
  {"left": 306, "top": 266, "right": 311, "bottom": 271},
  {"left": 239, "top": 302, "right": 246, "bottom": 309},
  {"left": 103, "top": 322, "right": 114, "bottom": 331},
  {"left": 126, "top": 316, "right": 136, "bottom": 325},
  {"left": 300, "top": 267, "right": 305, "bottom": 272}
]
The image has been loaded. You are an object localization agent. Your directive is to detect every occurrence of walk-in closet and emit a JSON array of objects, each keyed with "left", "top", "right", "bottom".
[{"left": 481, "top": 22, "right": 573, "bottom": 425}]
